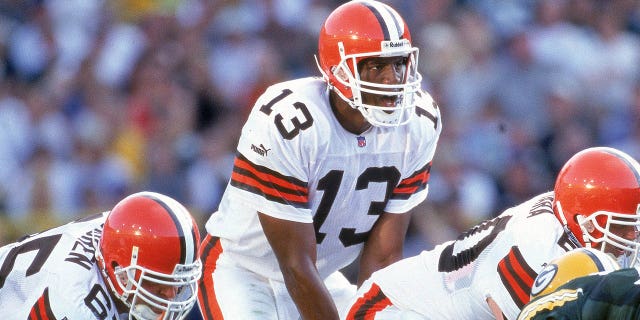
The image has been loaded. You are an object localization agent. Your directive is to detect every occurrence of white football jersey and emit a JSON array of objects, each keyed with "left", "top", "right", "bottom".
[
  {"left": 0, "top": 212, "right": 121, "bottom": 320},
  {"left": 205, "top": 77, "right": 442, "bottom": 280},
  {"left": 366, "top": 192, "right": 578, "bottom": 320}
]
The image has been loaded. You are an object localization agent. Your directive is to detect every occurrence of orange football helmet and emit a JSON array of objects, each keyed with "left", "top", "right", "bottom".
[
  {"left": 317, "top": 0, "right": 422, "bottom": 127},
  {"left": 96, "top": 192, "right": 202, "bottom": 320},
  {"left": 553, "top": 147, "right": 640, "bottom": 267}
]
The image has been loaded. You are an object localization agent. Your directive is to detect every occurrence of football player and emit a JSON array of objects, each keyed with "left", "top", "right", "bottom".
[
  {"left": 518, "top": 248, "right": 640, "bottom": 320},
  {"left": 196, "top": 1, "right": 442, "bottom": 319},
  {"left": 345, "top": 147, "right": 640, "bottom": 320},
  {"left": 0, "top": 191, "right": 202, "bottom": 320}
]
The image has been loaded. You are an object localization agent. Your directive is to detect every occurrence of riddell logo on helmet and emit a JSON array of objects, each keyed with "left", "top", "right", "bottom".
[{"left": 381, "top": 39, "right": 410, "bottom": 53}]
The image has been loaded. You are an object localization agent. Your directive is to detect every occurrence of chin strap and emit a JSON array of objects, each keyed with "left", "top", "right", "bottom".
[
  {"left": 563, "top": 225, "right": 583, "bottom": 248},
  {"left": 556, "top": 201, "right": 584, "bottom": 248},
  {"left": 314, "top": 54, "right": 331, "bottom": 86}
]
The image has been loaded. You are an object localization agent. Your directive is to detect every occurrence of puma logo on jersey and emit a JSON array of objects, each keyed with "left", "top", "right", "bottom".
[{"left": 251, "top": 144, "right": 271, "bottom": 156}]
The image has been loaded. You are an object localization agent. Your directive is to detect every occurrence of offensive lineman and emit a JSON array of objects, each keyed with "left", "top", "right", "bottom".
[
  {"left": 0, "top": 191, "right": 202, "bottom": 320},
  {"left": 345, "top": 147, "right": 640, "bottom": 320},
  {"left": 197, "top": 1, "right": 442, "bottom": 319}
]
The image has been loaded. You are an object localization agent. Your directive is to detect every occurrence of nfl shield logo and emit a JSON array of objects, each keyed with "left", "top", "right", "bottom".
[{"left": 357, "top": 136, "right": 366, "bottom": 147}]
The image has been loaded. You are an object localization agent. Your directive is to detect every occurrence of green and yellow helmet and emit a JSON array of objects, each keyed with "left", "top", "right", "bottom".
[{"left": 530, "top": 247, "right": 620, "bottom": 299}]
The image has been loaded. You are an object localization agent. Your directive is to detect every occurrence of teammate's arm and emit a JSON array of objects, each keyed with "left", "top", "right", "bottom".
[
  {"left": 258, "top": 212, "right": 339, "bottom": 320},
  {"left": 357, "top": 211, "right": 412, "bottom": 287},
  {"left": 487, "top": 297, "right": 505, "bottom": 320}
]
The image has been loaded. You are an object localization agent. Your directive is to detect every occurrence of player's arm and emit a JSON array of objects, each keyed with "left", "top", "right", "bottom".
[
  {"left": 487, "top": 297, "right": 506, "bottom": 320},
  {"left": 259, "top": 212, "right": 339, "bottom": 320},
  {"left": 357, "top": 211, "right": 412, "bottom": 287}
]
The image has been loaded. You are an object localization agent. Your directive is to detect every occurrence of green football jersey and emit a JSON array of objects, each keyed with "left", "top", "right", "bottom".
[{"left": 518, "top": 267, "right": 640, "bottom": 320}]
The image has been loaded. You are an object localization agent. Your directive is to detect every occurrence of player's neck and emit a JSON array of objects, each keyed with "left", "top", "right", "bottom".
[{"left": 329, "top": 91, "right": 372, "bottom": 135}]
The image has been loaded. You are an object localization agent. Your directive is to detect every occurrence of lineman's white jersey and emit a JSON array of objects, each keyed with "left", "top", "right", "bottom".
[
  {"left": 363, "top": 192, "right": 579, "bottom": 320},
  {"left": 0, "top": 212, "right": 121, "bottom": 320},
  {"left": 205, "top": 77, "right": 442, "bottom": 280}
]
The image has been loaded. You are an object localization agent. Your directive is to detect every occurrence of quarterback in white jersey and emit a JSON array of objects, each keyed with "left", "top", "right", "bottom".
[
  {"left": 345, "top": 147, "right": 640, "bottom": 320},
  {"left": 0, "top": 192, "right": 202, "bottom": 320},
  {"left": 197, "top": 1, "right": 442, "bottom": 319}
]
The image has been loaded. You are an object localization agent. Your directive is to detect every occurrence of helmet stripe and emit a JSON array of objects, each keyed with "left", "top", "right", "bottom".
[
  {"left": 144, "top": 193, "right": 197, "bottom": 265},
  {"left": 360, "top": 1, "right": 403, "bottom": 41},
  {"left": 603, "top": 148, "right": 640, "bottom": 185},
  {"left": 581, "top": 248, "right": 606, "bottom": 271}
]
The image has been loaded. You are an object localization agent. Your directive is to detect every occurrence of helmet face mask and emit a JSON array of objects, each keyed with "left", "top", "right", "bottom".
[
  {"left": 577, "top": 209, "right": 640, "bottom": 268},
  {"left": 113, "top": 257, "right": 202, "bottom": 320},
  {"left": 317, "top": 0, "right": 423, "bottom": 127},
  {"left": 553, "top": 147, "right": 640, "bottom": 268},
  {"left": 334, "top": 45, "right": 422, "bottom": 126},
  {"left": 95, "top": 192, "right": 202, "bottom": 320}
]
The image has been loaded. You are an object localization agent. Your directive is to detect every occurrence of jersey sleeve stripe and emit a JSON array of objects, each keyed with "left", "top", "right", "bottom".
[
  {"left": 233, "top": 154, "right": 308, "bottom": 192},
  {"left": 230, "top": 154, "right": 309, "bottom": 207},
  {"left": 497, "top": 246, "right": 537, "bottom": 308},
  {"left": 198, "top": 235, "right": 225, "bottom": 320},
  {"left": 29, "top": 287, "right": 56, "bottom": 320},
  {"left": 346, "top": 283, "right": 393, "bottom": 320},
  {"left": 498, "top": 257, "right": 529, "bottom": 308},
  {"left": 391, "top": 162, "right": 431, "bottom": 199}
]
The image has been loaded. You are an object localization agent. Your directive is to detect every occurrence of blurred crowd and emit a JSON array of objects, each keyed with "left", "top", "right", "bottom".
[{"left": 0, "top": 0, "right": 639, "bottom": 257}]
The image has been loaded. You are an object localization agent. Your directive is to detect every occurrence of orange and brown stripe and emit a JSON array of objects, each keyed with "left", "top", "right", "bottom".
[
  {"left": 497, "top": 246, "right": 537, "bottom": 308},
  {"left": 28, "top": 287, "right": 56, "bottom": 320},
  {"left": 391, "top": 162, "right": 431, "bottom": 199},
  {"left": 198, "top": 235, "right": 224, "bottom": 320},
  {"left": 230, "top": 153, "right": 309, "bottom": 208},
  {"left": 346, "top": 283, "right": 393, "bottom": 320}
]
